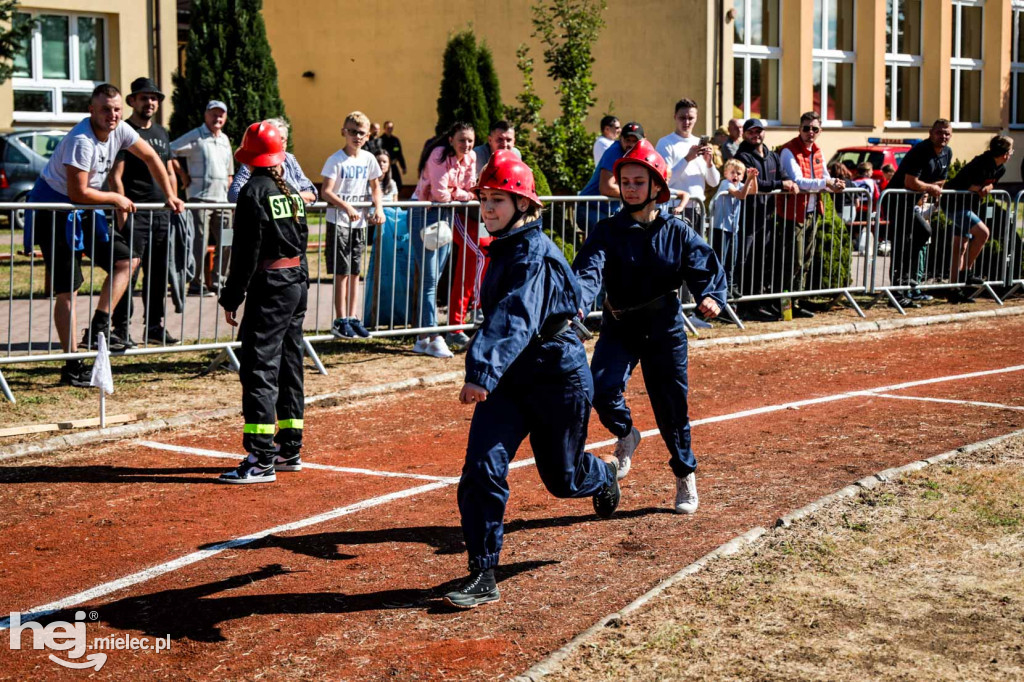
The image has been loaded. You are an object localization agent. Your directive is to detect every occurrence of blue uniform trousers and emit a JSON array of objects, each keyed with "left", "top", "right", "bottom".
[
  {"left": 591, "top": 309, "right": 696, "bottom": 479},
  {"left": 457, "top": 365, "right": 613, "bottom": 571}
]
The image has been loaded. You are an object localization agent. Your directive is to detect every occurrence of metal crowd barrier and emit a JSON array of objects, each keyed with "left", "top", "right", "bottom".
[{"left": 1, "top": 187, "right": 1021, "bottom": 403}]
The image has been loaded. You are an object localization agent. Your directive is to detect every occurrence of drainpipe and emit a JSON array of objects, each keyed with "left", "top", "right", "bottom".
[{"left": 715, "top": 0, "right": 724, "bottom": 128}]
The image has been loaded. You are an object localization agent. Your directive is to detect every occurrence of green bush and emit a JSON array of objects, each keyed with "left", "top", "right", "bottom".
[{"left": 810, "top": 193, "right": 852, "bottom": 290}]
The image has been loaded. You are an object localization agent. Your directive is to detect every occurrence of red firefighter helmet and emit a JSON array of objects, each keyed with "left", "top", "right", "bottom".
[
  {"left": 613, "top": 139, "right": 671, "bottom": 203},
  {"left": 234, "top": 120, "right": 287, "bottom": 167},
  {"left": 473, "top": 151, "right": 543, "bottom": 208}
]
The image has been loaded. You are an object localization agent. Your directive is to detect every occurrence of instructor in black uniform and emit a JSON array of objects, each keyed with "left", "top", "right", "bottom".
[{"left": 217, "top": 121, "right": 309, "bottom": 484}]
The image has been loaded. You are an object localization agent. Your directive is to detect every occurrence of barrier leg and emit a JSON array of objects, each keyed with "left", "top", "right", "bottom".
[
  {"left": 682, "top": 315, "right": 699, "bottom": 337},
  {"left": 204, "top": 347, "right": 240, "bottom": 375},
  {"left": 1005, "top": 282, "right": 1022, "bottom": 299},
  {"left": 303, "top": 338, "right": 329, "bottom": 376},
  {"left": 722, "top": 303, "right": 745, "bottom": 330},
  {"left": 980, "top": 283, "right": 1004, "bottom": 306},
  {"left": 842, "top": 290, "right": 866, "bottom": 318},
  {"left": 0, "top": 369, "right": 14, "bottom": 404},
  {"left": 882, "top": 289, "right": 906, "bottom": 316}
]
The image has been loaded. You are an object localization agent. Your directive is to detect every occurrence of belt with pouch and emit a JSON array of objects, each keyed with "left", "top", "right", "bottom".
[
  {"left": 604, "top": 291, "right": 678, "bottom": 320},
  {"left": 259, "top": 256, "right": 301, "bottom": 270},
  {"left": 538, "top": 315, "right": 594, "bottom": 342}
]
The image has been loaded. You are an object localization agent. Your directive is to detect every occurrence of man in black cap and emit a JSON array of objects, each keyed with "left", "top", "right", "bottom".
[
  {"left": 576, "top": 121, "right": 645, "bottom": 230},
  {"left": 108, "top": 76, "right": 181, "bottom": 345},
  {"left": 734, "top": 118, "right": 798, "bottom": 321}
]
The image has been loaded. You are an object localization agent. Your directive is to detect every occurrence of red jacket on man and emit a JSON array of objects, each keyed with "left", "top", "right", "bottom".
[{"left": 776, "top": 137, "right": 826, "bottom": 221}]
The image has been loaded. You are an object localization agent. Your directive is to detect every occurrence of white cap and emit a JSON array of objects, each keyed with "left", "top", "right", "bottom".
[{"left": 206, "top": 100, "right": 228, "bottom": 113}]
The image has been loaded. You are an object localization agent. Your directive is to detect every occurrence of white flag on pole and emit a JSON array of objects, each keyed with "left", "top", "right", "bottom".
[{"left": 90, "top": 332, "right": 114, "bottom": 395}]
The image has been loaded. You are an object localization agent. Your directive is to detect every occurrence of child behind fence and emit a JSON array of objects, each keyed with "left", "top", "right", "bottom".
[{"left": 709, "top": 159, "right": 757, "bottom": 298}]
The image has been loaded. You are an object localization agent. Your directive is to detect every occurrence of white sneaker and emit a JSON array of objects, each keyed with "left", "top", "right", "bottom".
[
  {"left": 674, "top": 473, "right": 699, "bottom": 514},
  {"left": 412, "top": 338, "right": 431, "bottom": 354},
  {"left": 613, "top": 427, "right": 641, "bottom": 480},
  {"left": 425, "top": 336, "right": 454, "bottom": 359}
]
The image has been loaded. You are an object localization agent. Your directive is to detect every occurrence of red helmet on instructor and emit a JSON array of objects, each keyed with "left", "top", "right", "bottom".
[
  {"left": 473, "top": 152, "right": 542, "bottom": 208},
  {"left": 613, "top": 139, "right": 671, "bottom": 204},
  {"left": 235, "top": 121, "right": 286, "bottom": 168}
]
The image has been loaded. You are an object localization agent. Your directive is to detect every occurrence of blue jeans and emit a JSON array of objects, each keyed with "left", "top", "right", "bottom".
[{"left": 409, "top": 207, "right": 451, "bottom": 329}]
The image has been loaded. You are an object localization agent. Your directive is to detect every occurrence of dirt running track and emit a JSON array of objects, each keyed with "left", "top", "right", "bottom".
[{"left": 2, "top": 315, "right": 1024, "bottom": 680}]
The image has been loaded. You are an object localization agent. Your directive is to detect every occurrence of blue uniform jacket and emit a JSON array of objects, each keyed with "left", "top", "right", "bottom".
[
  {"left": 465, "top": 220, "right": 587, "bottom": 393},
  {"left": 573, "top": 208, "right": 727, "bottom": 316}
]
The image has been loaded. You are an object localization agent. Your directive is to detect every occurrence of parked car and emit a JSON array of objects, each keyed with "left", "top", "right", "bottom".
[
  {"left": 828, "top": 138, "right": 917, "bottom": 190},
  {"left": 0, "top": 129, "right": 66, "bottom": 231}
]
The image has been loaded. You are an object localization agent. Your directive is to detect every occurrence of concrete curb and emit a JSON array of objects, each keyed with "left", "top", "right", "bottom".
[
  {"left": 2, "top": 306, "right": 1021, "bottom": 462},
  {"left": 513, "top": 426, "right": 1024, "bottom": 681}
]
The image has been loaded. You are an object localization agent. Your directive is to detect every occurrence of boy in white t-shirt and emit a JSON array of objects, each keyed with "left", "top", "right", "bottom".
[{"left": 321, "top": 111, "right": 384, "bottom": 339}]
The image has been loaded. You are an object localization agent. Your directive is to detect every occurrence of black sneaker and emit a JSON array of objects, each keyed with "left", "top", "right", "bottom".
[
  {"left": 592, "top": 459, "right": 621, "bottom": 519},
  {"left": 945, "top": 290, "right": 977, "bottom": 304},
  {"left": 792, "top": 307, "right": 815, "bottom": 319},
  {"left": 965, "top": 273, "right": 985, "bottom": 286},
  {"left": 890, "top": 295, "right": 920, "bottom": 309},
  {"left": 113, "top": 328, "right": 136, "bottom": 349},
  {"left": 273, "top": 451, "right": 302, "bottom": 472},
  {"left": 443, "top": 569, "right": 500, "bottom": 609},
  {"left": 59, "top": 364, "right": 91, "bottom": 388},
  {"left": 348, "top": 317, "right": 371, "bottom": 338},
  {"left": 146, "top": 326, "right": 180, "bottom": 345},
  {"left": 218, "top": 456, "right": 276, "bottom": 484},
  {"left": 79, "top": 329, "right": 128, "bottom": 351},
  {"left": 331, "top": 317, "right": 354, "bottom": 339}
]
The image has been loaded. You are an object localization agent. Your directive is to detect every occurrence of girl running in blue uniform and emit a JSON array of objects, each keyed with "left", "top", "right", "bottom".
[
  {"left": 573, "top": 139, "right": 726, "bottom": 514},
  {"left": 443, "top": 152, "right": 620, "bottom": 609}
]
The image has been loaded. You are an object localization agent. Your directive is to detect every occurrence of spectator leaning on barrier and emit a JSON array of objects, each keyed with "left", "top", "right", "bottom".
[
  {"left": 25, "top": 83, "right": 184, "bottom": 386},
  {"left": 380, "top": 120, "right": 407, "bottom": 188},
  {"left": 710, "top": 158, "right": 758, "bottom": 299},
  {"left": 321, "top": 111, "right": 384, "bottom": 340},
  {"left": 473, "top": 120, "right": 522, "bottom": 178},
  {"left": 228, "top": 118, "right": 317, "bottom": 205},
  {"left": 883, "top": 119, "right": 953, "bottom": 308},
  {"left": 217, "top": 121, "right": 309, "bottom": 484},
  {"left": 656, "top": 98, "right": 721, "bottom": 224},
  {"left": 573, "top": 139, "right": 726, "bottom": 515},
  {"left": 734, "top": 118, "right": 798, "bottom": 322},
  {"left": 721, "top": 118, "right": 742, "bottom": 163},
  {"left": 593, "top": 115, "right": 620, "bottom": 166},
  {"left": 409, "top": 121, "right": 476, "bottom": 359},
  {"left": 171, "top": 100, "right": 235, "bottom": 297},
  {"left": 776, "top": 111, "right": 845, "bottom": 316},
  {"left": 108, "top": 77, "right": 181, "bottom": 348},
  {"left": 942, "top": 134, "right": 1013, "bottom": 301},
  {"left": 576, "top": 121, "right": 645, "bottom": 230}
]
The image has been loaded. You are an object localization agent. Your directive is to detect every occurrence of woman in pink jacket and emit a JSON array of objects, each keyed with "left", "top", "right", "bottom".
[{"left": 409, "top": 122, "right": 476, "bottom": 358}]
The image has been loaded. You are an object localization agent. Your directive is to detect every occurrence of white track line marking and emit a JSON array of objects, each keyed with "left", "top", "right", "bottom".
[
  {"left": 0, "top": 480, "right": 448, "bottom": 630},
  {"left": 871, "top": 393, "right": 1024, "bottom": 412},
  {"left": 4, "top": 362, "right": 1023, "bottom": 629},
  {"left": 136, "top": 441, "right": 457, "bottom": 483}
]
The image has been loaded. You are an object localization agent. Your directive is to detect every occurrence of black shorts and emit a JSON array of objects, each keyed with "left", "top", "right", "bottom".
[
  {"left": 36, "top": 210, "right": 137, "bottom": 294},
  {"left": 325, "top": 221, "right": 365, "bottom": 276}
]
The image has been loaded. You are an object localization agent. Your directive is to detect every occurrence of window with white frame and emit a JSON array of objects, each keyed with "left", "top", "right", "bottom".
[
  {"left": 812, "top": 0, "right": 856, "bottom": 125},
  {"left": 733, "top": 0, "right": 781, "bottom": 123},
  {"left": 884, "top": 0, "right": 922, "bottom": 127},
  {"left": 11, "top": 11, "right": 107, "bottom": 122},
  {"left": 1010, "top": 1, "right": 1024, "bottom": 126},
  {"left": 951, "top": 0, "right": 984, "bottom": 126}
]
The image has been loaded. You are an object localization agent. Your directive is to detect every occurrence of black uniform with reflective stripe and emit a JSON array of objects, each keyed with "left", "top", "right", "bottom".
[{"left": 219, "top": 169, "right": 309, "bottom": 461}]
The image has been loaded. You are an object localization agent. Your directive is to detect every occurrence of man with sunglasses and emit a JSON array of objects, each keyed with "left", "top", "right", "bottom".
[
  {"left": 171, "top": 100, "right": 235, "bottom": 296},
  {"left": 776, "top": 112, "right": 845, "bottom": 317},
  {"left": 593, "top": 115, "right": 620, "bottom": 166},
  {"left": 734, "top": 118, "right": 798, "bottom": 321}
]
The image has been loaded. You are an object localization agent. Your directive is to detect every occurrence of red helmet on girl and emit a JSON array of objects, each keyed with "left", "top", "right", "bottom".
[
  {"left": 235, "top": 121, "right": 287, "bottom": 167},
  {"left": 613, "top": 139, "right": 671, "bottom": 203},
  {"left": 473, "top": 151, "right": 542, "bottom": 208}
]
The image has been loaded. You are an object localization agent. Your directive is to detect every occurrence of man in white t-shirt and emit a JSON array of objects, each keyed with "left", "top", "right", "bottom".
[
  {"left": 321, "top": 110, "right": 385, "bottom": 339},
  {"left": 593, "top": 115, "right": 620, "bottom": 166},
  {"left": 655, "top": 98, "right": 721, "bottom": 227},
  {"left": 26, "top": 83, "right": 184, "bottom": 385}
]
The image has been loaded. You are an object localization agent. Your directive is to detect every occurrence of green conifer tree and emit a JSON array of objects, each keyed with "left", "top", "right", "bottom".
[
  {"left": 170, "top": 0, "right": 287, "bottom": 146},
  {"left": 435, "top": 30, "right": 489, "bottom": 139},
  {"left": 0, "top": 3, "right": 36, "bottom": 84},
  {"left": 476, "top": 42, "right": 502, "bottom": 126}
]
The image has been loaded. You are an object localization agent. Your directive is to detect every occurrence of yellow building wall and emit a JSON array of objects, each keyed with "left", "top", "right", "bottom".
[
  {"left": 262, "top": 0, "right": 716, "bottom": 186},
  {"left": 0, "top": 0, "right": 178, "bottom": 129}
]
